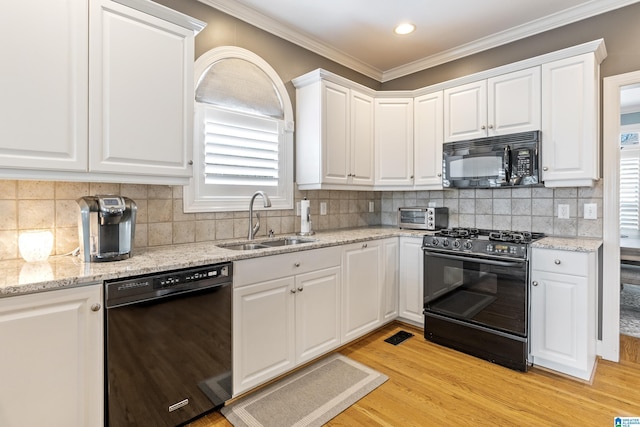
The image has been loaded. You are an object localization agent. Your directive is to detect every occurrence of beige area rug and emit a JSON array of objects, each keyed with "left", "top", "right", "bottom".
[{"left": 221, "top": 354, "right": 388, "bottom": 427}]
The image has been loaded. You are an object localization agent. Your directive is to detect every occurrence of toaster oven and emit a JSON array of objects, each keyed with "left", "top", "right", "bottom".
[{"left": 398, "top": 207, "right": 448, "bottom": 231}]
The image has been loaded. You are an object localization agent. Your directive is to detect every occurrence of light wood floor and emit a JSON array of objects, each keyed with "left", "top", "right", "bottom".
[{"left": 189, "top": 323, "right": 640, "bottom": 427}]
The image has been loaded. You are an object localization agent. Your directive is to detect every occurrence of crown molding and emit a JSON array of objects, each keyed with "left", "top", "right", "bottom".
[
  {"left": 199, "top": 0, "right": 638, "bottom": 83},
  {"left": 197, "top": 0, "right": 384, "bottom": 81}
]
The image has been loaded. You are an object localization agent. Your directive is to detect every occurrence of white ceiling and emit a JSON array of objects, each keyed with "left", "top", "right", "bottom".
[{"left": 199, "top": 0, "right": 639, "bottom": 82}]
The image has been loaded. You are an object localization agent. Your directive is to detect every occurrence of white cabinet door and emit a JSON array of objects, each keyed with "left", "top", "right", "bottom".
[
  {"left": 488, "top": 67, "right": 541, "bottom": 136},
  {"left": 414, "top": 91, "right": 444, "bottom": 189},
  {"left": 444, "top": 67, "right": 540, "bottom": 142},
  {"left": 541, "top": 53, "right": 599, "bottom": 187},
  {"left": 0, "top": 0, "right": 88, "bottom": 172},
  {"left": 322, "top": 81, "right": 351, "bottom": 184},
  {"left": 233, "top": 277, "right": 296, "bottom": 394},
  {"left": 0, "top": 285, "right": 103, "bottom": 427},
  {"left": 382, "top": 238, "right": 399, "bottom": 322},
  {"left": 350, "top": 90, "right": 375, "bottom": 186},
  {"left": 374, "top": 98, "right": 414, "bottom": 186},
  {"left": 296, "top": 79, "right": 374, "bottom": 189},
  {"left": 399, "top": 237, "right": 424, "bottom": 324},
  {"left": 342, "top": 240, "right": 383, "bottom": 341},
  {"left": 530, "top": 248, "right": 597, "bottom": 380},
  {"left": 444, "top": 80, "right": 487, "bottom": 142},
  {"left": 295, "top": 266, "right": 342, "bottom": 363},
  {"left": 89, "top": 0, "right": 194, "bottom": 178}
]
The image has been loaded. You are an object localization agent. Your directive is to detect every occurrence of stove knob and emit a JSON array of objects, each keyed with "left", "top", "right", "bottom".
[
  {"left": 431, "top": 238, "right": 439, "bottom": 246},
  {"left": 452, "top": 239, "right": 461, "bottom": 249},
  {"left": 442, "top": 239, "right": 450, "bottom": 247},
  {"left": 463, "top": 240, "right": 473, "bottom": 250}
]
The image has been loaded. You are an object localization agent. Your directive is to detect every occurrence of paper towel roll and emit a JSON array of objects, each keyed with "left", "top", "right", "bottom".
[{"left": 300, "top": 199, "right": 311, "bottom": 233}]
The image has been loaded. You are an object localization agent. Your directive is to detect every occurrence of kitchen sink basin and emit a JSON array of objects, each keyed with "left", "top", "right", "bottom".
[
  {"left": 219, "top": 237, "right": 317, "bottom": 251},
  {"left": 260, "top": 237, "right": 317, "bottom": 247},
  {"left": 222, "top": 243, "right": 271, "bottom": 250}
]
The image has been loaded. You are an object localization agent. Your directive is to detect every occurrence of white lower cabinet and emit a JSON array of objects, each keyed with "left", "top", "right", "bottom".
[
  {"left": 342, "top": 239, "right": 398, "bottom": 341},
  {"left": 0, "top": 284, "right": 103, "bottom": 427},
  {"left": 530, "top": 248, "right": 597, "bottom": 380},
  {"left": 232, "top": 247, "right": 341, "bottom": 395},
  {"left": 399, "top": 236, "right": 424, "bottom": 325},
  {"left": 382, "top": 238, "right": 399, "bottom": 322}
]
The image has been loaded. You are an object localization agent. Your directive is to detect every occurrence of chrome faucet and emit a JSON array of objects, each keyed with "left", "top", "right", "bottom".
[{"left": 248, "top": 191, "right": 272, "bottom": 240}]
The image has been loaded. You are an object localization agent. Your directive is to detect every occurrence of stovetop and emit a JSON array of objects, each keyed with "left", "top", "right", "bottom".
[{"left": 422, "top": 228, "right": 545, "bottom": 259}]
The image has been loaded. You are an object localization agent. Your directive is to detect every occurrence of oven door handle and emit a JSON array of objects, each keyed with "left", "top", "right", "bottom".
[{"left": 423, "top": 250, "right": 525, "bottom": 267}]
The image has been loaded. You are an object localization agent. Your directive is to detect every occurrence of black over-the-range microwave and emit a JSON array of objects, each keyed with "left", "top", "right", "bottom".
[{"left": 442, "top": 130, "right": 541, "bottom": 189}]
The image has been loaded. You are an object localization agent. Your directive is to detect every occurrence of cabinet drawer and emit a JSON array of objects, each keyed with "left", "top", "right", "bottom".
[
  {"left": 531, "top": 248, "right": 589, "bottom": 276},
  {"left": 234, "top": 246, "right": 341, "bottom": 287}
]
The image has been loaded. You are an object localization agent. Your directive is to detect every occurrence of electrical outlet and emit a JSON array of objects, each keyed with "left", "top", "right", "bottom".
[
  {"left": 558, "top": 204, "right": 570, "bottom": 219},
  {"left": 584, "top": 203, "right": 597, "bottom": 220},
  {"left": 296, "top": 201, "right": 301, "bottom": 216},
  {"left": 369, "top": 201, "right": 375, "bottom": 213},
  {"left": 320, "top": 202, "right": 327, "bottom": 215}
]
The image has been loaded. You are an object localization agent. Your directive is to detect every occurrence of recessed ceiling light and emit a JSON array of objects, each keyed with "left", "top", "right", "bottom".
[{"left": 394, "top": 23, "right": 415, "bottom": 35}]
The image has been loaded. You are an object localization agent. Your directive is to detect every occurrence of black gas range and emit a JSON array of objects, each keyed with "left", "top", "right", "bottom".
[
  {"left": 421, "top": 228, "right": 545, "bottom": 372},
  {"left": 423, "top": 228, "right": 545, "bottom": 260}
]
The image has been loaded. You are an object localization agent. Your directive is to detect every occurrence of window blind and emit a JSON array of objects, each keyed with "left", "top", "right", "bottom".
[
  {"left": 620, "top": 148, "right": 640, "bottom": 230},
  {"left": 203, "top": 107, "right": 280, "bottom": 187}
]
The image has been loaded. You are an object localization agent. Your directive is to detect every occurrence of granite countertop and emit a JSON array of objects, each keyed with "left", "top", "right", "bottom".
[
  {"left": 531, "top": 236, "right": 603, "bottom": 252},
  {"left": 0, "top": 227, "right": 428, "bottom": 298}
]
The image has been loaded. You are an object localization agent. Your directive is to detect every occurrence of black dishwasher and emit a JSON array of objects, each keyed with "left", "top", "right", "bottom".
[{"left": 105, "top": 263, "right": 232, "bottom": 426}]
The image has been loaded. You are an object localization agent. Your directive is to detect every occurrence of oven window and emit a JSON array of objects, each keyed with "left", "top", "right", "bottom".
[{"left": 424, "top": 254, "right": 527, "bottom": 336}]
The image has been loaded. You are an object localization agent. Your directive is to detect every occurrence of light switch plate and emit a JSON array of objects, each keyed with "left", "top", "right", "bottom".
[
  {"left": 369, "top": 201, "right": 375, "bottom": 213},
  {"left": 584, "top": 203, "right": 597, "bottom": 220},
  {"left": 558, "top": 204, "right": 570, "bottom": 219},
  {"left": 320, "top": 202, "right": 327, "bottom": 215},
  {"left": 296, "top": 201, "right": 301, "bottom": 216}
]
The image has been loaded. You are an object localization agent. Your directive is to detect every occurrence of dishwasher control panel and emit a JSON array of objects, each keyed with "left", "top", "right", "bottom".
[{"left": 106, "top": 263, "right": 232, "bottom": 308}]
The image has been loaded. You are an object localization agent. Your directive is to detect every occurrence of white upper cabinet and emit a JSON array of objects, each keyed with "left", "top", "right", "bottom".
[
  {"left": 444, "top": 67, "right": 541, "bottom": 142},
  {"left": 0, "top": 0, "right": 88, "bottom": 172},
  {"left": 374, "top": 97, "right": 414, "bottom": 187},
  {"left": 89, "top": 0, "right": 197, "bottom": 179},
  {"left": 295, "top": 77, "right": 374, "bottom": 190},
  {"left": 350, "top": 90, "right": 376, "bottom": 186},
  {"left": 541, "top": 53, "right": 600, "bottom": 187},
  {"left": 414, "top": 91, "right": 444, "bottom": 189},
  {"left": 444, "top": 80, "right": 487, "bottom": 142},
  {"left": 0, "top": 0, "right": 204, "bottom": 184}
]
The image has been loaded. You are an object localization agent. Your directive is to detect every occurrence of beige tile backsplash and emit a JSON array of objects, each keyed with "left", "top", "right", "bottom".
[
  {"left": 0, "top": 179, "right": 604, "bottom": 261},
  {"left": 0, "top": 180, "right": 381, "bottom": 261}
]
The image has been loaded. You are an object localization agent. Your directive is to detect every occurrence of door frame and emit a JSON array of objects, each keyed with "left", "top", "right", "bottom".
[{"left": 601, "top": 70, "right": 640, "bottom": 361}]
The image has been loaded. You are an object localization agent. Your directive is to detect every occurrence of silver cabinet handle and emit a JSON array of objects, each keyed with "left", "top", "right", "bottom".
[
  {"left": 481, "top": 125, "right": 486, "bottom": 130},
  {"left": 554, "top": 259, "right": 561, "bottom": 265},
  {"left": 294, "top": 262, "right": 300, "bottom": 267},
  {"left": 188, "top": 160, "right": 193, "bottom": 165},
  {"left": 291, "top": 288, "right": 297, "bottom": 294},
  {"left": 543, "top": 167, "right": 548, "bottom": 171},
  {"left": 532, "top": 281, "right": 538, "bottom": 286},
  {"left": 488, "top": 124, "right": 494, "bottom": 129},
  {"left": 362, "top": 243, "right": 368, "bottom": 248},
  {"left": 91, "top": 303, "right": 101, "bottom": 312},
  {"left": 297, "top": 287, "right": 303, "bottom": 292},
  {"left": 437, "top": 173, "right": 442, "bottom": 177}
]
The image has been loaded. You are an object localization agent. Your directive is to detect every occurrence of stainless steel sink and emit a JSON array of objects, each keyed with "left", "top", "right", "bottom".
[
  {"left": 221, "top": 243, "right": 270, "bottom": 250},
  {"left": 260, "top": 237, "right": 317, "bottom": 247},
  {"left": 218, "top": 237, "right": 317, "bottom": 251}
]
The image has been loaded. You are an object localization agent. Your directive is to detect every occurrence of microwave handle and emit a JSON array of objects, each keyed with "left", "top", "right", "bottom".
[{"left": 504, "top": 146, "right": 511, "bottom": 183}]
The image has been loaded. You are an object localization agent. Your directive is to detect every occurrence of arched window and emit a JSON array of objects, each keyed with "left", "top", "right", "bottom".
[{"left": 184, "top": 46, "right": 294, "bottom": 212}]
